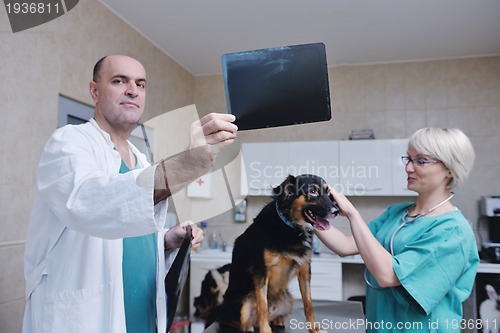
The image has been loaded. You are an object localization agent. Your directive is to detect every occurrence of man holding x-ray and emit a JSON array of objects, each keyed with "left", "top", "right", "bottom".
[{"left": 23, "top": 55, "right": 238, "bottom": 333}]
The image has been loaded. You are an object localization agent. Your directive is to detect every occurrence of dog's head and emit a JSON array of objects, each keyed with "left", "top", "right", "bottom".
[{"left": 273, "top": 174, "right": 339, "bottom": 232}]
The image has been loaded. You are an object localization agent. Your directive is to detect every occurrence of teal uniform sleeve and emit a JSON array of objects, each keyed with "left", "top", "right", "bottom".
[
  {"left": 367, "top": 202, "right": 413, "bottom": 234},
  {"left": 392, "top": 214, "right": 479, "bottom": 315}
]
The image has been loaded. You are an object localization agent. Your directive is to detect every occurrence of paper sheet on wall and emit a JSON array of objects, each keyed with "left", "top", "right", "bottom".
[
  {"left": 144, "top": 105, "right": 247, "bottom": 224},
  {"left": 187, "top": 173, "right": 213, "bottom": 198}
]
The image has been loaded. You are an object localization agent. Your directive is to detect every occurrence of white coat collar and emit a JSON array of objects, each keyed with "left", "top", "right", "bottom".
[
  {"left": 89, "top": 118, "right": 150, "bottom": 168},
  {"left": 89, "top": 118, "right": 115, "bottom": 149}
]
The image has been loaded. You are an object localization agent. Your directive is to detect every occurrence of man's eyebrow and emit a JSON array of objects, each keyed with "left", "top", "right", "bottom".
[{"left": 111, "top": 74, "right": 147, "bottom": 83}]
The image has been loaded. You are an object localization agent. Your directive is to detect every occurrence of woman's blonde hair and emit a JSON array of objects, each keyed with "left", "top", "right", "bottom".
[{"left": 408, "top": 128, "right": 475, "bottom": 189}]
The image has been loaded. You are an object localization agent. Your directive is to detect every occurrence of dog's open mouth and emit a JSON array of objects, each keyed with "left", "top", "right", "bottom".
[{"left": 304, "top": 209, "right": 332, "bottom": 231}]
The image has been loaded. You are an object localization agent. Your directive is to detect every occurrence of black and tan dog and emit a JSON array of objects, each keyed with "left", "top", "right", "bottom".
[{"left": 207, "top": 174, "right": 338, "bottom": 333}]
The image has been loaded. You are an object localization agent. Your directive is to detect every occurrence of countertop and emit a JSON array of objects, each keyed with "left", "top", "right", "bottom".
[
  {"left": 192, "top": 249, "right": 500, "bottom": 273},
  {"left": 191, "top": 248, "right": 364, "bottom": 264},
  {"left": 477, "top": 261, "right": 500, "bottom": 274}
]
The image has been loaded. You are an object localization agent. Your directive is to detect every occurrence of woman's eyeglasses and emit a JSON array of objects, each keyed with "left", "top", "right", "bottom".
[{"left": 401, "top": 156, "right": 441, "bottom": 167}]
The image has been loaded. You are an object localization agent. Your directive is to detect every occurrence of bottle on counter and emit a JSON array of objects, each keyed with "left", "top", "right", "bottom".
[
  {"left": 199, "top": 221, "right": 208, "bottom": 250},
  {"left": 209, "top": 230, "right": 219, "bottom": 250}
]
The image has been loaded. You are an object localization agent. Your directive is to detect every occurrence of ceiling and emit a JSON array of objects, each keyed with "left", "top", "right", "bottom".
[{"left": 100, "top": 0, "right": 500, "bottom": 77}]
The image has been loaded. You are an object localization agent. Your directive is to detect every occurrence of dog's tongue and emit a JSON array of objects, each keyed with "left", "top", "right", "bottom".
[{"left": 314, "top": 217, "right": 331, "bottom": 231}]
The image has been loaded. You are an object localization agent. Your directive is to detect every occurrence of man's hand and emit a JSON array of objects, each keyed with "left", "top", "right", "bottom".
[
  {"left": 154, "top": 113, "right": 237, "bottom": 204},
  {"left": 164, "top": 221, "right": 205, "bottom": 250},
  {"left": 189, "top": 113, "right": 238, "bottom": 160}
]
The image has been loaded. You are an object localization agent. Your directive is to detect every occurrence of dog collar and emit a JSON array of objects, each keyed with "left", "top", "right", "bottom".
[{"left": 275, "top": 202, "right": 295, "bottom": 229}]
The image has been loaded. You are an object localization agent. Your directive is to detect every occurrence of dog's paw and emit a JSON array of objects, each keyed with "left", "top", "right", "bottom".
[{"left": 257, "top": 324, "right": 273, "bottom": 333}]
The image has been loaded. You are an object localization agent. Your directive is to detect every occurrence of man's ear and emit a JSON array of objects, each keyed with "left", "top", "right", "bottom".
[{"left": 89, "top": 81, "right": 99, "bottom": 101}]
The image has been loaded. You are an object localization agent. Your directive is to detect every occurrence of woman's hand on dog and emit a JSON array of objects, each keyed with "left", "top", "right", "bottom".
[
  {"left": 328, "top": 188, "right": 360, "bottom": 220},
  {"left": 164, "top": 220, "right": 205, "bottom": 250}
]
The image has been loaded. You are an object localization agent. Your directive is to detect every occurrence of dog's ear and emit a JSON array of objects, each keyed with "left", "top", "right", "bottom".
[{"left": 273, "top": 175, "right": 296, "bottom": 199}]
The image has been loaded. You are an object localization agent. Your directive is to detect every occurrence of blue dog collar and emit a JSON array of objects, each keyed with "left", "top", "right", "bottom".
[{"left": 275, "top": 202, "right": 295, "bottom": 229}]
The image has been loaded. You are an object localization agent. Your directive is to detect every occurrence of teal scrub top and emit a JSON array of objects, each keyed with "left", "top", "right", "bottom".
[
  {"left": 365, "top": 202, "right": 479, "bottom": 333},
  {"left": 120, "top": 159, "right": 158, "bottom": 333}
]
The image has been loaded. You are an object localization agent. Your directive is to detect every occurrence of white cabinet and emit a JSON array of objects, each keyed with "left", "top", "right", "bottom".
[
  {"left": 391, "top": 139, "right": 415, "bottom": 196},
  {"left": 338, "top": 139, "right": 415, "bottom": 196},
  {"left": 241, "top": 141, "right": 339, "bottom": 195},
  {"left": 287, "top": 257, "right": 342, "bottom": 301},
  {"left": 242, "top": 139, "right": 415, "bottom": 197},
  {"left": 338, "top": 140, "right": 393, "bottom": 196},
  {"left": 241, "top": 142, "right": 289, "bottom": 196},
  {"left": 288, "top": 141, "right": 339, "bottom": 187}
]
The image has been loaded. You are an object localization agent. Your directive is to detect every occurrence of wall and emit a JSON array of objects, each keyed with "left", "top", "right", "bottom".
[
  {"left": 0, "top": 1, "right": 195, "bottom": 332},
  {"left": 1, "top": 2, "right": 500, "bottom": 330},
  {"left": 194, "top": 57, "right": 500, "bottom": 299}
]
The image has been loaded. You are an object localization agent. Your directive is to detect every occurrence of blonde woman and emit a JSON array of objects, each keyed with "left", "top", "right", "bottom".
[{"left": 318, "top": 128, "right": 479, "bottom": 333}]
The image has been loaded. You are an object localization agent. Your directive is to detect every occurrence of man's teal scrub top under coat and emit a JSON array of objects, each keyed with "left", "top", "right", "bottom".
[
  {"left": 120, "top": 159, "right": 158, "bottom": 333},
  {"left": 364, "top": 202, "right": 479, "bottom": 333}
]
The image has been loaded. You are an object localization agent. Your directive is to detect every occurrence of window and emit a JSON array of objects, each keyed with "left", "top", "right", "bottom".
[{"left": 57, "top": 95, "right": 94, "bottom": 128}]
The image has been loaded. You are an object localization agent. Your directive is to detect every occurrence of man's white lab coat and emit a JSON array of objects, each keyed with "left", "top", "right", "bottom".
[{"left": 23, "top": 119, "right": 174, "bottom": 333}]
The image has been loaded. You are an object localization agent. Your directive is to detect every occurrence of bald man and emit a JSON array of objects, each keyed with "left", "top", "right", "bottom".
[{"left": 23, "top": 55, "right": 238, "bottom": 333}]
